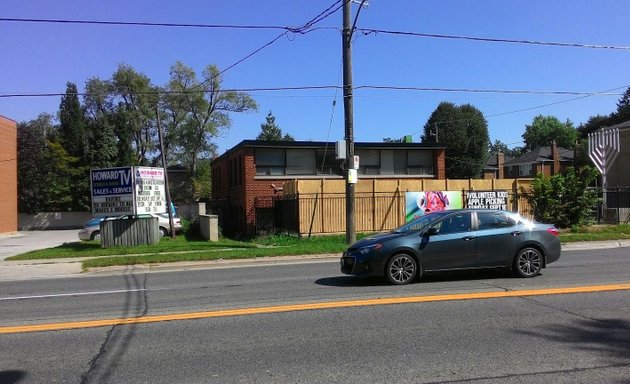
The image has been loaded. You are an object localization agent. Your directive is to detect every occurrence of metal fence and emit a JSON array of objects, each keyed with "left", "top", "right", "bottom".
[{"left": 593, "top": 188, "right": 630, "bottom": 224}]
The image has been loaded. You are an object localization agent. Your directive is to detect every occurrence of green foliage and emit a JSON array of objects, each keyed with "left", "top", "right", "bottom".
[
  {"left": 165, "top": 62, "right": 258, "bottom": 172},
  {"left": 422, "top": 102, "right": 489, "bottom": 178},
  {"left": 488, "top": 139, "right": 525, "bottom": 158},
  {"left": 523, "top": 115, "right": 577, "bottom": 150},
  {"left": 191, "top": 160, "right": 213, "bottom": 201},
  {"left": 526, "top": 166, "right": 599, "bottom": 228},
  {"left": 256, "top": 111, "right": 294, "bottom": 141}
]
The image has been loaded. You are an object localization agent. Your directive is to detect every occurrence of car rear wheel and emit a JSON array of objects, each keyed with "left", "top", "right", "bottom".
[
  {"left": 158, "top": 227, "right": 168, "bottom": 237},
  {"left": 514, "top": 247, "right": 542, "bottom": 277},
  {"left": 386, "top": 254, "right": 418, "bottom": 285},
  {"left": 91, "top": 231, "right": 101, "bottom": 241}
]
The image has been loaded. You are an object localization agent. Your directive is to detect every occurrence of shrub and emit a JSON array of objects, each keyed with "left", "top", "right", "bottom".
[{"left": 526, "top": 166, "right": 599, "bottom": 228}]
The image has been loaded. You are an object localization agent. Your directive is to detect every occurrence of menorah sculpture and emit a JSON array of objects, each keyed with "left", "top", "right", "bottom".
[{"left": 588, "top": 128, "right": 620, "bottom": 209}]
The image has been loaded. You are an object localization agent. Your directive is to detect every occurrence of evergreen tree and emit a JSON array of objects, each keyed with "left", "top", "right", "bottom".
[
  {"left": 256, "top": 111, "right": 294, "bottom": 141},
  {"left": 421, "top": 102, "right": 489, "bottom": 178},
  {"left": 58, "top": 82, "right": 87, "bottom": 160}
]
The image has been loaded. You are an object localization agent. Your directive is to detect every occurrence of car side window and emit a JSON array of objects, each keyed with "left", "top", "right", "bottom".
[
  {"left": 432, "top": 213, "right": 471, "bottom": 235},
  {"left": 477, "top": 212, "right": 516, "bottom": 230}
]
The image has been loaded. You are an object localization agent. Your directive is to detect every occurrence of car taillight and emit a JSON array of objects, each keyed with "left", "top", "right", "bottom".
[{"left": 546, "top": 227, "right": 559, "bottom": 237}]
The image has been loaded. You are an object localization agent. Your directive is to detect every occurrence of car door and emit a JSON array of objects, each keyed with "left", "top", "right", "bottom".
[
  {"left": 473, "top": 211, "right": 519, "bottom": 267},
  {"left": 420, "top": 212, "right": 476, "bottom": 271}
]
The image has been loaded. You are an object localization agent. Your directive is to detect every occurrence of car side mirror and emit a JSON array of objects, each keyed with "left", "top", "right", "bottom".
[{"left": 423, "top": 227, "right": 439, "bottom": 236}]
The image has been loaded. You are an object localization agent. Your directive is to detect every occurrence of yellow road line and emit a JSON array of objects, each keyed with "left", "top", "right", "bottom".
[{"left": 2, "top": 283, "right": 629, "bottom": 335}]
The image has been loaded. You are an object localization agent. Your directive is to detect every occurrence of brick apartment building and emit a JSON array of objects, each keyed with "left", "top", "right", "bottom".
[
  {"left": 0, "top": 115, "right": 18, "bottom": 233},
  {"left": 211, "top": 140, "right": 446, "bottom": 237}
]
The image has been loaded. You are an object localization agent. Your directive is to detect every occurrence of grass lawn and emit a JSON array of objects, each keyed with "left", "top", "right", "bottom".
[{"left": 6, "top": 225, "right": 629, "bottom": 269}]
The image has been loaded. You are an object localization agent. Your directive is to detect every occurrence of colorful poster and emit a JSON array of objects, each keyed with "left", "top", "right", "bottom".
[{"left": 405, "top": 191, "right": 463, "bottom": 222}]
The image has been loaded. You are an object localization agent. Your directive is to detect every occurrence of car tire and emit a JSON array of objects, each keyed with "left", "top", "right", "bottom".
[
  {"left": 386, "top": 254, "right": 418, "bottom": 285},
  {"left": 514, "top": 247, "right": 542, "bottom": 278},
  {"left": 158, "top": 227, "right": 168, "bottom": 237},
  {"left": 91, "top": 231, "right": 101, "bottom": 241}
]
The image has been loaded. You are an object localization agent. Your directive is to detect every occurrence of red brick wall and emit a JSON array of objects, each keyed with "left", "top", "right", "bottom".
[
  {"left": 212, "top": 145, "right": 448, "bottom": 237},
  {"left": 0, "top": 116, "right": 18, "bottom": 233},
  {"left": 434, "top": 149, "right": 446, "bottom": 179}
]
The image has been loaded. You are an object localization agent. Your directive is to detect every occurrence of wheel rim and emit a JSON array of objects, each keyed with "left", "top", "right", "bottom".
[
  {"left": 93, "top": 233, "right": 100, "bottom": 241},
  {"left": 389, "top": 256, "right": 416, "bottom": 284},
  {"left": 518, "top": 249, "right": 541, "bottom": 276}
]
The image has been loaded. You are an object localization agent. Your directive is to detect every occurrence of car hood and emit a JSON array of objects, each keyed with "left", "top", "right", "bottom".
[{"left": 351, "top": 232, "right": 405, "bottom": 248}]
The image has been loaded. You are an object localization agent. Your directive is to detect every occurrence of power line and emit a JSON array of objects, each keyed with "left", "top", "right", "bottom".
[
  {"left": 4, "top": 16, "right": 630, "bottom": 51},
  {"left": 358, "top": 28, "right": 630, "bottom": 51},
  {"left": 1, "top": 85, "right": 624, "bottom": 98},
  {"left": 0, "top": 17, "right": 333, "bottom": 34}
]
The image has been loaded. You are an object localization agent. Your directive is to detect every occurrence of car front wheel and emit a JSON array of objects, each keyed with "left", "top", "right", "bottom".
[
  {"left": 91, "top": 231, "right": 101, "bottom": 241},
  {"left": 386, "top": 254, "right": 418, "bottom": 285},
  {"left": 514, "top": 247, "right": 542, "bottom": 277}
]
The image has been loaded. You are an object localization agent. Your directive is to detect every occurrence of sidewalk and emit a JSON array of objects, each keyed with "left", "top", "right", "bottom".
[{"left": 1, "top": 240, "right": 629, "bottom": 282}]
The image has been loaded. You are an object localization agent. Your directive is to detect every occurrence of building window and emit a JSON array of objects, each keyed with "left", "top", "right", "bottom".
[
  {"left": 316, "top": 148, "right": 340, "bottom": 175},
  {"left": 407, "top": 150, "right": 433, "bottom": 175},
  {"left": 255, "top": 148, "right": 285, "bottom": 176},
  {"left": 356, "top": 149, "right": 380, "bottom": 175},
  {"left": 519, "top": 164, "right": 532, "bottom": 176},
  {"left": 286, "top": 149, "right": 316, "bottom": 175}
]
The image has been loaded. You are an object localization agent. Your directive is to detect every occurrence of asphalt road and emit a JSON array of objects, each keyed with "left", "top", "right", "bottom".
[{"left": 0, "top": 248, "right": 629, "bottom": 384}]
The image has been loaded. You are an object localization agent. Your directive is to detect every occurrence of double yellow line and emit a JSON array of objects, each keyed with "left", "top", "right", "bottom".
[{"left": 2, "top": 283, "right": 629, "bottom": 335}]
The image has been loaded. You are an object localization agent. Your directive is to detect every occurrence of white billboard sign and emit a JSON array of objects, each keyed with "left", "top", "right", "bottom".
[{"left": 134, "top": 167, "right": 167, "bottom": 214}]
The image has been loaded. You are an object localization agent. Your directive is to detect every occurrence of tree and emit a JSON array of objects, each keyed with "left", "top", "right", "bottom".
[
  {"left": 488, "top": 139, "right": 525, "bottom": 159},
  {"left": 83, "top": 77, "right": 121, "bottom": 167},
  {"left": 256, "top": 111, "right": 293, "bottom": 141},
  {"left": 59, "top": 82, "right": 91, "bottom": 210},
  {"left": 421, "top": 102, "right": 489, "bottom": 178},
  {"left": 111, "top": 64, "right": 160, "bottom": 166},
  {"left": 522, "top": 115, "right": 577, "bottom": 150},
  {"left": 58, "top": 82, "right": 87, "bottom": 160},
  {"left": 17, "top": 114, "right": 79, "bottom": 213},
  {"left": 165, "top": 62, "right": 257, "bottom": 172},
  {"left": 612, "top": 86, "right": 630, "bottom": 124}
]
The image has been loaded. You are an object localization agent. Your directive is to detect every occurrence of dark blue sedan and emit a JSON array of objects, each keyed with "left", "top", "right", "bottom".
[{"left": 341, "top": 209, "right": 561, "bottom": 285}]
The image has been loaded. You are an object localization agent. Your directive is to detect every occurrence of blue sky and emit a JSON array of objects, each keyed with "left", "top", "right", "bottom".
[{"left": 2, "top": 0, "right": 629, "bottom": 154}]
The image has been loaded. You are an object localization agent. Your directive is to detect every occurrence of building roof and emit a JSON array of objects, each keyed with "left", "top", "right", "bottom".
[
  {"left": 484, "top": 153, "right": 513, "bottom": 170},
  {"left": 212, "top": 139, "right": 446, "bottom": 163},
  {"left": 602, "top": 119, "right": 630, "bottom": 131},
  {"left": 504, "top": 146, "right": 573, "bottom": 166}
]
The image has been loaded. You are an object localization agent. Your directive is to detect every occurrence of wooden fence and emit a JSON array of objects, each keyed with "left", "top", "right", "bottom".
[{"left": 275, "top": 178, "right": 533, "bottom": 236}]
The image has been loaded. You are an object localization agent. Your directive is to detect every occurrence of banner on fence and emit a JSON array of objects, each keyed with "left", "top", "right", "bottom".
[
  {"left": 405, "top": 191, "right": 463, "bottom": 222},
  {"left": 465, "top": 190, "right": 509, "bottom": 210}
]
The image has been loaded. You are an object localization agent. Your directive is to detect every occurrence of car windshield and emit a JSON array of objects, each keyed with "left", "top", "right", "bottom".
[{"left": 393, "top": 211, "right": 451, "bottom": 233}]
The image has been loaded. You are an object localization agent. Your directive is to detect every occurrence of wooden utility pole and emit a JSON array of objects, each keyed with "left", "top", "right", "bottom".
[
  {"left": 342, "top": 0, "right": 356, "bottom": 244},
  {"left": 155, "top": 106, "right": 176, "bottom": 239}
]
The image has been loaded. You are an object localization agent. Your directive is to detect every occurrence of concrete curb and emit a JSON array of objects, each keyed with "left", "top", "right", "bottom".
[{"left": 1, "top": 241, "right": 628, "bottom": 282}]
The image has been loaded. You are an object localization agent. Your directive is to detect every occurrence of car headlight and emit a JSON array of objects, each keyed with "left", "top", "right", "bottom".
[{"left": 359, "top": 243, "right": 384, "bottom": 254}]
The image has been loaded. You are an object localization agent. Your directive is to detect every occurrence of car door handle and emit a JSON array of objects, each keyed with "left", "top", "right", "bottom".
[
  {"left": 511, "top": 231, "right": 522, "bottom": 237},
  {"left": 463, "top": 236, "right": 475, "bottom": 241}
]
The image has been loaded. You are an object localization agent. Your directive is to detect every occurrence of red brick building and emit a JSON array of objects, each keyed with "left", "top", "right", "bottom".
[
  {"left": 211, "top": 140, "right": 446, "bottom": 237},
  {"left": 0, "top": 115, "right": 18, "bottom": 233}
]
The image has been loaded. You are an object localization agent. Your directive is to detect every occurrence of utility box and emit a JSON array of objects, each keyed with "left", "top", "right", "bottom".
[
  {"left": 101, "top": 217, "right": 160, "bottom": 248},
  {"left": 335, "top": 140, "right": 346, "bottom": 160}
]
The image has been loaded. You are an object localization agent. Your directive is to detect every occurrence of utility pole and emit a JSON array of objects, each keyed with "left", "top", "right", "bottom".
[
  {"left": 156, "top": 106, "right": 176, "bottom": 239},
  {"left": 342, "top": 0, "right": 355, "bottom": 244}
]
